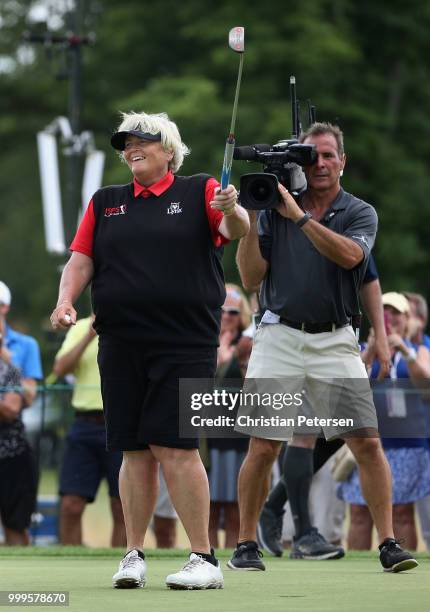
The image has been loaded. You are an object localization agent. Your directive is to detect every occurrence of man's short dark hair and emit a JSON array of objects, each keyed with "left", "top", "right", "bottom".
[{"left": 299, "top": 122, "right": 344, "bottom": 156}]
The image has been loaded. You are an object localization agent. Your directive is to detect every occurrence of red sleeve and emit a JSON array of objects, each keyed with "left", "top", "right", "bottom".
[
  {"left": 70, "top": 199, "right": 95, "bottom": 257},
  {"left": 205, "top": 178, "right": 229, "bottom": 247}
]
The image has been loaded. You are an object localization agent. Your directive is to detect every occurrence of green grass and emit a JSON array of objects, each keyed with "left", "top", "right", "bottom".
[{"left": 0, "top": 550, "right": 429, "bottom": 612}]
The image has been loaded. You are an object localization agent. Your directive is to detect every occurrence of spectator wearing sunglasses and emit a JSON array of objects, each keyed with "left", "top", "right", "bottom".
[{"left": 208, "top": 284, "right": 252, "bottom": 548}]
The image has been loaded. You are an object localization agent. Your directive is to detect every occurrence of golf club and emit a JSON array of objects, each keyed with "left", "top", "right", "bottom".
[{"left": 220, "top": 26, "right": 245, "bottom": 190}]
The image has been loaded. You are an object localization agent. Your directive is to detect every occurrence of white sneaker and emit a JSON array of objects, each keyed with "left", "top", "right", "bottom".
[
  {"left": 166, "top": 553, "right": 224, "bottom": 590},
  {"left": 112, "top": 549, "right": 147, "bottom": 588}
]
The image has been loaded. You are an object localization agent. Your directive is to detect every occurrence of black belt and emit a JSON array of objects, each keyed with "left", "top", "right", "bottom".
[
  {"left": 75, "top": 410, "right": 105, "bottom": 424},
  {"left": 279, "top": 317, "right": 352, "bottom": 334}
]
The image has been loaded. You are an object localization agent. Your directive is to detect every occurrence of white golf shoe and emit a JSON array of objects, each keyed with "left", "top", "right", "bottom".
[
  {"left": 165, "top": 553, "right": 224, "bottom": 590},
  {"left": 112, "top": 549, "right": 146, "bottom": 588}
]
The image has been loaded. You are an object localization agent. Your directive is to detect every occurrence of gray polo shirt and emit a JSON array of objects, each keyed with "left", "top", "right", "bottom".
[{"left": 258, "top": 188, "right": 377, "bottom": 323}]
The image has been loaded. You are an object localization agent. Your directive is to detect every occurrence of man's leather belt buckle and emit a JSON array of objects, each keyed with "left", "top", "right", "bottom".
[{"left": 279, "top": 318, "right": 348, "bottom": 334}]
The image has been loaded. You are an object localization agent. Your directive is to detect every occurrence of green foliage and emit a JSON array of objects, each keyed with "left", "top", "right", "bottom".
[{"left": 1, "top": 0, "right": 430, "bottom": 359}]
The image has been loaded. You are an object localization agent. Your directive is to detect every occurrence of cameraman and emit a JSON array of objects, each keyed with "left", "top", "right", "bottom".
[{"left": 228, "top": 122, "right": 417, "bottom": 573}]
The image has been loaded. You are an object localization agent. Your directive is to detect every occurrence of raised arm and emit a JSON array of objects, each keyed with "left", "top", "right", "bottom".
[
  {"left": 276, "top": 183, "right": 376, "bottom": 270},
  {"left": 300, "top": 219, "right": 364, "bottom": 269},
  {"left": 211, "top": 184, "right": 250, "bottom": 240},
  {"left": 236, "top": 211, "right": 268, "bottom": 291}
]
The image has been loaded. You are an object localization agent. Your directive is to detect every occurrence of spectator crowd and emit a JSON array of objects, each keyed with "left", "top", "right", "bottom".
[{"left": 1, "top": 277, "right": 430, "bottom": 553}]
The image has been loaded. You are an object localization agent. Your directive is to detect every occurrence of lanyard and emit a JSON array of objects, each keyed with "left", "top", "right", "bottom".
[{"left": 389, "top": 351, "right": 402, "bottom": 381}]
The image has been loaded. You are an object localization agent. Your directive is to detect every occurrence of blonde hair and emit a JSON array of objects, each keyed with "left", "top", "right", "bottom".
[
  {"left": 403, "top": 292, "right": 428, "bottom": 324},
  {"left": 225, "top": 283, "right": 252, "bottom": 332},
  {"left": 117, "top": 111, "right": 190, "bottom": 173}
]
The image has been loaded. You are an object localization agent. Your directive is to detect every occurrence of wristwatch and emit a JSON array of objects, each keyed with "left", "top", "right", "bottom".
[{"left": 295, "top": 211, "right": 312, "bottom": 228}]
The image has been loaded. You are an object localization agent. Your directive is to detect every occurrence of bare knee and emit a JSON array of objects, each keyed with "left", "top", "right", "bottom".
[
  {"left": 346, "top": 437, "right": 383, "bottom": 464},
  {"left": 60, "top": 495, "right": 86, "bottom": 520},
  {"left": 248, "top": 437, "right": 281, "bottom": 467},
  {"left": 152, "top": 446, "right": 200, "bottom": 469},
  {"left": 121, "top": 450, "right": 159, "bottom": 477},
  {"left": 122, "top": 449, "right": 158, "bottom": 466}
]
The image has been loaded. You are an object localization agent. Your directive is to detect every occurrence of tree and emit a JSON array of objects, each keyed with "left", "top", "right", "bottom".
[{"left": 1, "top": 0, "right": 430, "bottom": 369}]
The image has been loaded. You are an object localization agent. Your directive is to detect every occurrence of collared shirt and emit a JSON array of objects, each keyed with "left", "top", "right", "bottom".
[
  {"left": 133, "top": 172, "right": 174, "bottom": 198},
  {"left": 258, "top": 188, "right": 377, "bottom": 323},
  {"left": 71, "top": 171, "right": 227, "bottom": 256},
  {"left": 4, "top": 325, "right": 43, "bottom": 379}
]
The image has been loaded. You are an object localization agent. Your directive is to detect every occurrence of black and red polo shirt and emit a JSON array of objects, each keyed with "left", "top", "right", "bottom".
[{"left": 71, "top": 172, "right": 228, "bottom": 346}]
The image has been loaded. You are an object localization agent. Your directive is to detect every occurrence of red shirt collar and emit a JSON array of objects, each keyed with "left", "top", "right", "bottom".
[{"left": 133, "top": 171, "right": 174, "bottom": 198}]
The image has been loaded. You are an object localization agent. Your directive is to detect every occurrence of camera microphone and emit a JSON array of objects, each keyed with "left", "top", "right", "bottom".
[{"left": 233, "top": 144, "right": 271, "bottom": 160}]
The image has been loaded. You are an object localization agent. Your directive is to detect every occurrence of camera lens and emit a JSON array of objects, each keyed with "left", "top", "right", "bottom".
[
  {"left": 239, "top": 173, "right": 280, "bottom": 210},
  {"left": 250, "top": 178, "right": 272, "bottom": 202}
]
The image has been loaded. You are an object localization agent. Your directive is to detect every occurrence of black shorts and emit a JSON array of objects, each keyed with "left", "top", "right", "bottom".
[
  {"left": 59, "top": 419, "right": 123, "bottom": 501},
  {"left": 97, "top": 335, "right": 217, "bottom": 451},
  {"left": 0, "top": 448, "right": 38, "bottom": 531}
]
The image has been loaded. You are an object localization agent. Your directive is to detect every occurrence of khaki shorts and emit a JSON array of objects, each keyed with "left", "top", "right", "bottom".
[{"left": 235, "top": 323, "right": 377, "bottom": 441}]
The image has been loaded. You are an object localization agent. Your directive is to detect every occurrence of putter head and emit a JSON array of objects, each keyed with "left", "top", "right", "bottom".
[{"left": 229, "top": 26, "right": 244, "bottom": 53}]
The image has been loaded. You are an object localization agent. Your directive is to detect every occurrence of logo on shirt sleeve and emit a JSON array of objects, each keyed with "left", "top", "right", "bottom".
[
  {"left": 351, "top": 234, "right": 369, "bottom": 247},
  {"left": 167, "top": 202, "right": 182, "bottom": 215},
  {"left": 104, "top": 204, "right": 127, "bottom": 217}
]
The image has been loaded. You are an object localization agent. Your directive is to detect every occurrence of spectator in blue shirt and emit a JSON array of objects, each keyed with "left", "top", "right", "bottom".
[{"left": 0, "top": 281, "right": 43, "bottom": 405}]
